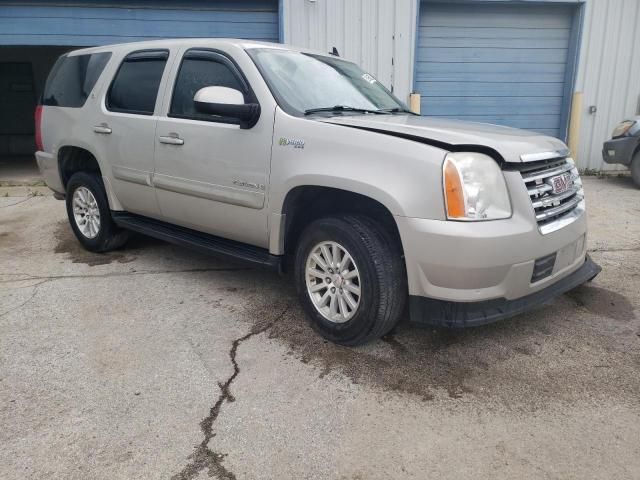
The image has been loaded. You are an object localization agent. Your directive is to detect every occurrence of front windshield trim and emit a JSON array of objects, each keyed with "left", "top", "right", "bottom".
[{"left": 246, "top": 47, "right": 411, "bottom": 118}]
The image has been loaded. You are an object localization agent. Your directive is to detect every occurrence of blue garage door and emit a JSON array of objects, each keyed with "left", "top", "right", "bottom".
[
  {"left": 0, "top": 0, "right": 279, "bottom": 46},
  {"left": 416, "top": 2, "right": 578, "bottom": 139}
]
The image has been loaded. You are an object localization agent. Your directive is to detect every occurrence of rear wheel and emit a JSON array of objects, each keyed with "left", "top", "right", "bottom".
[
  {"left": 65, "top": 172, "right": 129, "bottom": 252},
  {"left": 631, "top": 151, "right": 640, "bottom": 188},
  {"left": 294, "top": 215, "right": 406, "bottom": 345}
]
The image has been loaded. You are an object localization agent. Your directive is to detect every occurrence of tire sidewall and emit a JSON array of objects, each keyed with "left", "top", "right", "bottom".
[
  {"left": 65, "top": 172, "right": 114, "bottom": 251},
  {"left": 295, "top": 218, "right": 382, "bottom": 343},
  {"left": 631, "top": 152, "right": 640, "bottom": 187}
]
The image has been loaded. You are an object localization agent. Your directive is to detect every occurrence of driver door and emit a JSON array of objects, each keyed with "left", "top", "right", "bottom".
[{"left": 153, "top": 48, "right": 273, "bottom": 248}]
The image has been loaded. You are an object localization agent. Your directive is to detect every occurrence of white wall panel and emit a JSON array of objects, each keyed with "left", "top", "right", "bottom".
[
  {"left": 282, "top": 0, "right": 418, "bottom": 103},
  {"left": 574, "top": 0, "right": 640, "bottom": 170}
]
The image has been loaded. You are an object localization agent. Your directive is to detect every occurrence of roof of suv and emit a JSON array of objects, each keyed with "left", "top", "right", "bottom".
[{"left": 67, "top": 38, "right": 330, "bottom": 58}]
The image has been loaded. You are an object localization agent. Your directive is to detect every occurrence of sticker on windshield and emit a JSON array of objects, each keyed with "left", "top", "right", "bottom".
[{"left": 361, "top": 73, "right": 377, "bottom": 84}]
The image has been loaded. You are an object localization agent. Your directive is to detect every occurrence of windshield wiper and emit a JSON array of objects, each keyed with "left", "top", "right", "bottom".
[
  {"left": 377, "top": 107, "right": 417, "bottom": 115},
  {"left": 304, "top": 105, "right": 385, "bottom": 115}
]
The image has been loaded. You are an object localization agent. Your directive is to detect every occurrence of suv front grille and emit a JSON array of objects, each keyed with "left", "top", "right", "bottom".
[{"left": 513, "top": 156, "right": 584, "bottom": 234}]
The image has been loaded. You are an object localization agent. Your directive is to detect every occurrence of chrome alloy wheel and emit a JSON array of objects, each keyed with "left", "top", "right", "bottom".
[
  {"left": 72, "top": 186, "right": 101, "bottom": 239},
  {"left": 305, "top": 241, "right": 362, "bottom": 323}
]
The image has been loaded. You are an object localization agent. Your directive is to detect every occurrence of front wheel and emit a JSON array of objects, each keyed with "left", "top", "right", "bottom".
[{"left": 294, "top": 215, "right": 406, "bottom": 345}]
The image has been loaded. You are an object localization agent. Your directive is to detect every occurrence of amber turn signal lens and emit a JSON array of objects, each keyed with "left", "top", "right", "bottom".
[{"left": 444, "top": 159, "right": 465, "bottom": 218}]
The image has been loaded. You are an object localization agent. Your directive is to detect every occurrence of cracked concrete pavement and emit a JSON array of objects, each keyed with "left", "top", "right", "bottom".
[{"left": 1, "top": 176, "right": 639, "bottom": 479}]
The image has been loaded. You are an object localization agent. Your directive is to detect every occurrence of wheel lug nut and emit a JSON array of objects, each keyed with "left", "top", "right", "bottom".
[
  {"left": 325, "top": 277, "right": 331, "bottom": 283},
  {"left": 331, "top": 287, "right": 336, "bottom": 293}
]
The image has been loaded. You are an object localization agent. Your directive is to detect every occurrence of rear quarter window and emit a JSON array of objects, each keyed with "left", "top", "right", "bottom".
[{"left": 42, "top": 52, "right": 111, "bottom": 108}]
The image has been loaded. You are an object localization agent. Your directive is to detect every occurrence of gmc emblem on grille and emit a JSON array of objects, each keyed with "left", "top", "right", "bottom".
[{"left": 548, "top": 172, "right": 573, "bottom": 194}]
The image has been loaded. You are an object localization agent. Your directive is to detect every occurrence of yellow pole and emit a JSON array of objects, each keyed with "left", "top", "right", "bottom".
[
  {"left": 568, "top": 91, "right": 583, "bottom": 162},
  {"left": 409, "top": 93, "right": 421, "bottom": 115}
]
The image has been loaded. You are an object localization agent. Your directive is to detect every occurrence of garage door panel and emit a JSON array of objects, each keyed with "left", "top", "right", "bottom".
[
  {"left": 0, "top": 5, "right": 278, "bottom": 23},
  {"left": 416, "top": 81, "right": 565, "bottom": 98},
  {"left": 417, "top": 1, "right": 576, "bottom": 138},
  {"left": 433, "top": 114, "right": 562, "bottom": 130},
  {"left": 422, "top": 97, "right": 563, "bottom": 116},
  {"left": 422, "top": 4, "right": 572, "bottom": 29},
  {"left": 0, "top": 2, "right": 279, "bottom": 46},
  {"left": 422, "top": 48, "right": 568, "bottom": 64},
  {"left": 419, "top": 37, "right": 570, "bottom": 49},
  {"left": 416, "top": 71, "right": 566, "bottom": 84},
  {"left": 416, "top": 62, "right": 566, "bottom": 75},
  {"left": 420, "top": 26, "right": 571, "bottom": 40},
  {"left": 0, "top": 17, "right": 278, "bottom": 38}
]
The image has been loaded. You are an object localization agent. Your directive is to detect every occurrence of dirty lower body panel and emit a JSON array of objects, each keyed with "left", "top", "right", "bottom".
[{"left": 409, "top": 255, "right": 601, "bottom": 328}]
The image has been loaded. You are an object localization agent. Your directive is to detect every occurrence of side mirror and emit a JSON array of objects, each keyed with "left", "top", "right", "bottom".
[{"left": 193, "top": 86, "right": 260, "bottom": 129}]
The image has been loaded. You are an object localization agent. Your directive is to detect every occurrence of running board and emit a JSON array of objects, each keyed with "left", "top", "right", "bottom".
[{"left": 112, "top": 211, "right": 282, "bottom": 271}]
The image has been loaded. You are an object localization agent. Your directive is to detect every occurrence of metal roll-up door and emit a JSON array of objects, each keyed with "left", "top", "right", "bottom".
[
  {"left": 416, "top": 2, "right": 578, "bottom": 139},
  {"left": 0, "top": 0, "right": 279, "bottom": 46}
]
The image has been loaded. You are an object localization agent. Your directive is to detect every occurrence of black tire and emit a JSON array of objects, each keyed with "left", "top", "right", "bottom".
[
  {"left": 65, "top": 172, "right": 129, "bottom": 252},
  {"left": 631, "top": 151, "right": 640, "bottom": 188},
  {"left": 294, "top": 215, "right": 407, "bottom": 346}
]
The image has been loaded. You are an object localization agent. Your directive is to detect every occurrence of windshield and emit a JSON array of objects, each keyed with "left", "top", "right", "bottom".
[{"left": 248, "top": 48, "right": 408, "bottom": 116}]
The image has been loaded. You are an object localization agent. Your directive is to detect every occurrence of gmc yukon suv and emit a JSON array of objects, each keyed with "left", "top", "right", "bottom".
[{"left": 36, "top": 39, "right": 600, "bottom": 345}]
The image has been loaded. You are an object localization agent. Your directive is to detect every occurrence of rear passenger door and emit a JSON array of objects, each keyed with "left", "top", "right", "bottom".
[
  {"left": 153, "top": 48, "right": 273, "bottom": 248},
  {"left": 93, "top": 49, "right": 172, "bottom": 217}
]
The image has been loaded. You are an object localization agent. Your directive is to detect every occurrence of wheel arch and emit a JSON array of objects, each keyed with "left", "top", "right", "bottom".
[
  {"left": 55, "top": 142, "right": 122, "bottom": 210},
  {"left": 277, "top": 182, "right": 405, "bottom": 263},
  {"left": 57, "top": 145, "right": 102, "bottom": 188}
]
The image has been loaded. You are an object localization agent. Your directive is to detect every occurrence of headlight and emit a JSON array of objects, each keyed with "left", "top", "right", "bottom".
[
  {"left": 442, "top": 152, "right": 511, "bottom": 221},
  {"left": 612, "top": 120, "right": 636, "bottom": 138}
]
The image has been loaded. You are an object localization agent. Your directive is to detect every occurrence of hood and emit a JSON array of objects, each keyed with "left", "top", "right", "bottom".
[{"left": 319, "top": 114, "right": 569, "bottom": 163}]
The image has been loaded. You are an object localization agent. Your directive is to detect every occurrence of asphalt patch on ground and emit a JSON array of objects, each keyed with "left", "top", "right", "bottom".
[
  {"left": 245, "top": 277, "right": 640, "bottom": 410},
  {"left": 0, "top": 213, "right": 27, "bottom": 251},
  {"left": 52, "top": 219, "right": 167, "bottom": 266},
  {"left": 566, "top": 284, "right": 636, "bottom": 321}
]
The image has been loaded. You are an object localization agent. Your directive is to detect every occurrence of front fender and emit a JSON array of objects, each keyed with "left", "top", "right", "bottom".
[{"left": 269, "top": 109, "right": 449, "bottom": 220}]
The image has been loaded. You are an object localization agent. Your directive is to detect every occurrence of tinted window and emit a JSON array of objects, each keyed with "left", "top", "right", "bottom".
[
  {"left": 107, "top": 51, "right": 168, "bottom": 115},
  {"left": 42, "top": 52, "right": 111, "bottom": 108},
  {"left": 170, "top": 53, "right": 244, "bottom": 120}
]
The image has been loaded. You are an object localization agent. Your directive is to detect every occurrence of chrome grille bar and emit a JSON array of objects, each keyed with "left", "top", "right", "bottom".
[
  {"left": 535, "top": 194, "right": 583, "bottom": 221},
  {"left": 516, "top": 156, "right": 584, "bottom": 234},
  {"left": 521, "top": 162, "right": 574, "bottom": 183},
  {"left": 531, "top": 186, "right": 581, "bottom": 209}
]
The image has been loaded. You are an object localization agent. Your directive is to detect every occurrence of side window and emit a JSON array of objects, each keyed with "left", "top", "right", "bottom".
[
  {"left": 107, "top": 50, "right": 168, "bottom": 115},
  {"left": 42, "top": 52, "right": 111, "bottom": 108},
  {"left": 170, "top": 50, "right": 246, "bottom": 122}
]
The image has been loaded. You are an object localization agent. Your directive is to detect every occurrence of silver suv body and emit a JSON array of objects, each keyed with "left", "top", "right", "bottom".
[{"left": 36, "top": 39, "right": 600, "bottom": 345}]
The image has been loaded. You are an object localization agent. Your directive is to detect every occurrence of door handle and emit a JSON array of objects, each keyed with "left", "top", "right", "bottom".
[
  {"left": 158, "top": 134, "right": 184, "bottom": 146},
  {"left": 93, "top": 124, "right": 112, "bottom": 134}
]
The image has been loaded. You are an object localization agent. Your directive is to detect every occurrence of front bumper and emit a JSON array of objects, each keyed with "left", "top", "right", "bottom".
[
  {"left": 396, "top": 199, "right": 588, "bottom": 302},
  {"left": 395, "top": 167, "right": 596, "bottom": 326},
  {"left": 602, "top": 136, "right": 639, "bottom": 165},
  {"left": 409, "top": 255, "right": 601, "bottom": 327}
]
